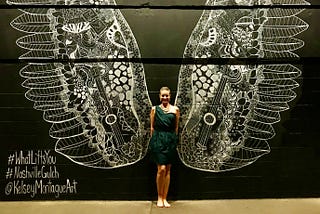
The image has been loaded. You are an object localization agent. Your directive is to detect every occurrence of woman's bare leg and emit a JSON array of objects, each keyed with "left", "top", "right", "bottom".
[
  {"left": 163, "top": 164, "right": 171, "bottom": 207},
  {"left": 156, "top": 165, "right": 166, "bottom": 207}
]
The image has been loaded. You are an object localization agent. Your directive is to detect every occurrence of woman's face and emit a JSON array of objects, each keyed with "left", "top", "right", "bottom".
[{"left": 160, "top": 89, "right": 170, "bottom": 104}]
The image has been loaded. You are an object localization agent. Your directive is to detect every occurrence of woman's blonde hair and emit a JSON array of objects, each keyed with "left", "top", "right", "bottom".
[{"left": 159, "top": 86, "right": 171, "bottom": 94}]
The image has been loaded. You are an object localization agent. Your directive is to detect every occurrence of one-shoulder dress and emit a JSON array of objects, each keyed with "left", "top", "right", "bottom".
[{"left": 149, "top": 105, "right": 178, "bottom": 165}]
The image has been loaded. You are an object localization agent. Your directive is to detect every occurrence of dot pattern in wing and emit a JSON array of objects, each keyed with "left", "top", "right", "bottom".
[
  {"left": 9, "top": 0, "right": 152, "bottom": 168},
  {"left": 175, "top": 0, "right": 309, "bottom": 172}
]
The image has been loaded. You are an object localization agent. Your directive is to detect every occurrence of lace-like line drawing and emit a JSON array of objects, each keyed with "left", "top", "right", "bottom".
[
  {"left": 8, "top": 0, "right": 152, "bottom": 169},
  {"left": 8, "top": 0, "right": 310, "bottom": 172}
]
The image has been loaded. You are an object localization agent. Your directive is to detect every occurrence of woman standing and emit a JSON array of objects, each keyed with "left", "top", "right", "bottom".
[{"left": 149, "top": 86, "right": 180, "bottom": 208}]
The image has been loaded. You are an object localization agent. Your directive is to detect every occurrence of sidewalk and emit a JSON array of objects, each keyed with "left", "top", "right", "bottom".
[{"left": 1, "top": 199, "right": 320, "bottom": 214}]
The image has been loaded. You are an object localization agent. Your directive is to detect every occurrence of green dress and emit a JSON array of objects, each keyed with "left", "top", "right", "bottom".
[{"left": 149, "top": 105, "right": 178, "bottom": 165}]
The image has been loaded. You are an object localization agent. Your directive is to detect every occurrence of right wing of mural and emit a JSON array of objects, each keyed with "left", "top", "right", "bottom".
[
  {"left": 8, "top": 0, "right": 152, "bottom": 168},
  {"left": 175, "top": 0, "right": 309, "bottom": 172}
]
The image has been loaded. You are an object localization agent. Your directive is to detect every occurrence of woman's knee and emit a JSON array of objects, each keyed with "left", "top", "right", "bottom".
[{"left": 157, "top": 165, "right": 166, "bottom": 174}]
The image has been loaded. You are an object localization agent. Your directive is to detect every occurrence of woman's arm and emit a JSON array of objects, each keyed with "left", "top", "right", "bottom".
[
  {"left": 150, "top": 106, "right": 156, "bottom": 136},
  {"left": 175, "top": 107, "right": 180, "bottom": 134}
]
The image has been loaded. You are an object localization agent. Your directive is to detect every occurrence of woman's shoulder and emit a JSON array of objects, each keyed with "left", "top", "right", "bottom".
[
  {"left": 172, "top": 105, "right": 179, "bottom": 111},
  {"left": 150, "top": 106, "right": 156, "bottom": 113},
  {"left": 170, "top": 105, "right": 179, "bottom": 114}
]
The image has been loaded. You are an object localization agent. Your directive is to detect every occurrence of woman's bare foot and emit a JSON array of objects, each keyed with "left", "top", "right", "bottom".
[
  {"left": 157, "top": 199, "right": 164, "bottom": 208},
  {"left": 163, "top": 200, "right": 171, "bottom": 208}
]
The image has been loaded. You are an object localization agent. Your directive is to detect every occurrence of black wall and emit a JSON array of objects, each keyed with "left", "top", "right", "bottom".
[{"left": 1, "top": 1, "right": 320, "bottom": 200}]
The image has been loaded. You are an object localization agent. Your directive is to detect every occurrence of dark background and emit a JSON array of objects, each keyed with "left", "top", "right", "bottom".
[{"left": 0, "top": 1, "right": 320, "bottom": 200}]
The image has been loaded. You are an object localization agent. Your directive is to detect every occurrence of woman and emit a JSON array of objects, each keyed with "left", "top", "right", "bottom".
[{"left": 149, "top": 86, "right": 180, "bottom": 208}]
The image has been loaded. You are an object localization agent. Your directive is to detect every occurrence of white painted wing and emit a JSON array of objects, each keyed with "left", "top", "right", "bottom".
[
  {"left": 175, "top": 0, "right": 309, "bottom": 172},
  {"left": 8, "top": 0, "right": 152, "bottom": 168}
]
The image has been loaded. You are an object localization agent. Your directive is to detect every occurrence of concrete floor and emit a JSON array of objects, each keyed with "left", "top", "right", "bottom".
[{"left": 1, "top": 199, "right": 320, "bottom": 214}]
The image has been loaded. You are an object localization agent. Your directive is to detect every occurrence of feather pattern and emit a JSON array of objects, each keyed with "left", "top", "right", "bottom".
[
  {"left": 175, "top": 0, "right": 309, "bottom": 172},
  {"left": 8, "top": 0, "right": 152, "bottom": 169}
]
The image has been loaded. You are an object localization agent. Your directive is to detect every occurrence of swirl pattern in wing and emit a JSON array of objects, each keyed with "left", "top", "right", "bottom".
[
  {"left": 175, "top": 0, "right": 309, "bottom": 172},
  {"left": 9, "top": 0, "right": 152, "bottom": 168}
]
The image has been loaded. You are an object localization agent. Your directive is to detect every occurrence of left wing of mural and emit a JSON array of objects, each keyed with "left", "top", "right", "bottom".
[{"left": 8, "top": 0, "right": 152, "bottom": 168}]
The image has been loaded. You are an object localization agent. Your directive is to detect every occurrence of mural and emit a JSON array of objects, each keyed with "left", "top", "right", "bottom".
[
  {"left": 175, "top": 0, "right": 310, "bottom": 172},
  {"left": 8, "top": 0, "right": 309, "bottom": 172}
]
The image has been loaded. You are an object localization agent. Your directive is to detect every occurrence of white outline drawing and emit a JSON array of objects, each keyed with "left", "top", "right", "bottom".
[
  {"left": 175, "top": 0, "right": 310, "bottom": 172},
  {"left": 8, "top": 0, "right": 310, "bottom": 172},
  {"left": 8, "top": 0, "right": 152, "bottom": 169}
]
